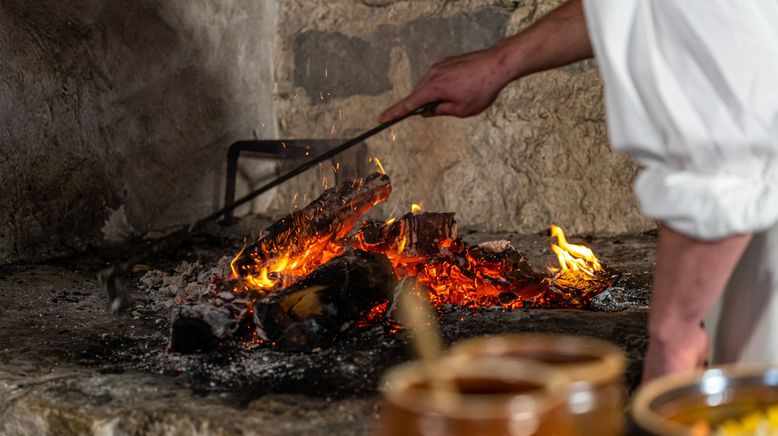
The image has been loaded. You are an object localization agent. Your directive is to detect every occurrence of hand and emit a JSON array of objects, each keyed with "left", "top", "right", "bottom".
[
  {"left": 378, "top": 45, "right": 516, "bottom": 122},
  {"left": 643, "top": 323, "right": 709, "bottom": 382}
]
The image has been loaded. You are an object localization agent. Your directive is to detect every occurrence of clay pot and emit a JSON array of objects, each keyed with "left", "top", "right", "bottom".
[
  {"left": 451, "top": 334, "right": 627, "bottom": 435},
  {"left": 632, "top": 365, "right": 778, "bottom": 436},
  {"left": 377, "top": 356, "right": 573, "bottom": 436}
]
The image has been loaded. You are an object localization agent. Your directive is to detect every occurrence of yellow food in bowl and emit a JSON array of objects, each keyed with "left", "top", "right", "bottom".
[{"left": 718, "top": 405, "right": 778, "bottom": 435}]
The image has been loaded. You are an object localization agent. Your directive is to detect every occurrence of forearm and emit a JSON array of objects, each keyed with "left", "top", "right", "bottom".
[
  {"left": 492, "top": 0, "right": 592, "bottom": 81},
  {"left": 642, "top": 225, "right": 752, "bottom": 380},
  {"left": 650, "top": 226, "right": 751, "bottom": 339}
]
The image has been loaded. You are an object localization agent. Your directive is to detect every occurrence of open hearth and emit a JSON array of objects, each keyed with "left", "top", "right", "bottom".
[
  {"left": 0, "top": 220, "right": 653, "bottom": 434},
  {"left": 166, "top": 172, "right": 616, "bottom": 355}
]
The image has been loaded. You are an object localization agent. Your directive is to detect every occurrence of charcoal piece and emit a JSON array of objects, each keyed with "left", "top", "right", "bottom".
[
  {"left": 253, "top": 250, "right": 397, "bottom": 350},
  {"left": 232, "top": 173, "right": 391, "bottom": 275},
  {"left": 169, "top": 300, "right": 250, "bottom": 353},
  {"left": 355, "top": 212, "right": 457, "bottom": 256},
  {"left": 400, "top": 212, "right": 457, "bottom": 256},
  {"left": 355, "top": 220, "right": 395, "bottom": 252},
  {"left": 470, "top": 240, "right": 537, "bottom": 280}
]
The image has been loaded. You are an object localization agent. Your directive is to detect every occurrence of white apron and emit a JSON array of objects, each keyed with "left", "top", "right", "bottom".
[{"left": 582, "top": 0, "right": 778, "bottom": 363}]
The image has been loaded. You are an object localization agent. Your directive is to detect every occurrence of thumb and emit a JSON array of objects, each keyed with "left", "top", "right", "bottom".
[{"left": 433, "top": 102, "right": 459, "bottom": 117}]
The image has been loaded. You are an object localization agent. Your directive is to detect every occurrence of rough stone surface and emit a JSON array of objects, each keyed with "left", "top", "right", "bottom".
[
  {"left": 0, "top": 223, "right": 655, "bottom": 434},
  {"left": 0, "top": 0, "right": 279, "bottom": 263},
  {"left": 272, "top": 0, "right": 654, "bottom": 235}
]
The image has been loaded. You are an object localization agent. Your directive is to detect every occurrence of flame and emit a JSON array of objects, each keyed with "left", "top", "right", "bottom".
[
  {"left": 370, "top": 157, "right": 386, "bottom": 175},
  {"left": 548, "top": 224, "right": 602, "bottom": 276},
  {"left": 230, "top": 175, "right": 609, "bottom": 314}
]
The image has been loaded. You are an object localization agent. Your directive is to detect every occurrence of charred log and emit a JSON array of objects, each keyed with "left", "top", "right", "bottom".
[
  {"left": 169, "top": 300, "right": 250, "bottom": 353},
  {"left": 470, "top": 240, "right": 536, "bottom": 280},
  {"left": 232, "top": 173, "right": 391, "bottom": 276},
  {"left": 253, "top": 250, "right": 397, "bottom": 350},
  {"left": 356, "top": 212, "right": 457, "bottom": 257}
]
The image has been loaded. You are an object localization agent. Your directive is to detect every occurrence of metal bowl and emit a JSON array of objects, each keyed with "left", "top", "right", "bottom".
[{"left": 632, "top": 366, "right": 778, "bottom": 435}]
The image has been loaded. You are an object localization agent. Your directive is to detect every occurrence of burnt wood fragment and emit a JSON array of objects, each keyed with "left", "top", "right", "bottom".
[
  {"left": 470, "top": 240, "right": 536, "bottom": 280},
  {"left": 356, "top": 212, "right": 457, "bottom": 256},
  {"left": 169, "top": 300, "right": 250, "bottom": 353},
  {"left": 253, "top": 250, "right": 397, "bottom": 350},
  {"left": 232, "top": 173, "right": 391, "bottom": 276}
]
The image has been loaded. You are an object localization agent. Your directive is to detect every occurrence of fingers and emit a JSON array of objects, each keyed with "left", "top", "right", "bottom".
[{"left": 378, "top": 90, "right": 439, "bottom": 123}]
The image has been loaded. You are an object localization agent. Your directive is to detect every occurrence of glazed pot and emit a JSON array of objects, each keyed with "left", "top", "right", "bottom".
[
  {"left": 451, "top": 334, "right": 627, "bottom": 435},
  {"left": 377, "top": 356, "right": 573, "bottom": 436},
  {"left": 632, "top": 365, "right": 778, "bottom": 435}
]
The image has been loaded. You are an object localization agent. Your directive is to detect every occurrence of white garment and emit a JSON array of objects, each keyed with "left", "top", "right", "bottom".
[
  {"left": 582, "top": 0, "right": 778, "bottom": 364},
  {"left": 582, "top": 0, "right": 778, "bottom": 240}
]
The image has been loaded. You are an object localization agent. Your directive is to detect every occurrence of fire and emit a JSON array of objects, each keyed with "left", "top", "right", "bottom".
[
  {"left": 234, "top": 236, "right": 347, "bottom": 293},
  {"left": 547, "top": 224, "right": 605, "bottom": 290},
  {"left": 230, "top": 173, "right": 610, "bottom": 318},
  {"left": 370, "top": 157, "right": 386, "bottom": 175}
]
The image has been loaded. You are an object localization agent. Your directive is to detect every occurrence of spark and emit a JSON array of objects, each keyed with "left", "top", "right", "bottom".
[
  {"left": 391, "top": 129, "right": 397, "bottom": 143},
  {"left": 411, "top": 203, "right": 423, "bottom": 214},
  {"left": 324, "top": 67, "right": 328, "bottom": 79}
]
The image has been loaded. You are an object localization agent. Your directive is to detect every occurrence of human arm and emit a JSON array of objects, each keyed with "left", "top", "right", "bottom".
[
  {"left": 642, "top": 226, "right": 752, "bottom": 381},
  {"left": 378, "top": 0, "right": 592, "bottom": 122}
]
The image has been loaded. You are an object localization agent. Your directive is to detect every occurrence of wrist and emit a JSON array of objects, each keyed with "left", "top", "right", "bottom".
[
  {"left": 648, "top": 313, "right": 704, "bottom": 348},
  {"left": 488, "top": 36, "right": 532, "bottom": 83}
]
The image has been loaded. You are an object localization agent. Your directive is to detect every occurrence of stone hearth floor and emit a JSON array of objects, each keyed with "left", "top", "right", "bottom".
[{"left": 0, "top": 219, "right": 655, "bottom": 435}]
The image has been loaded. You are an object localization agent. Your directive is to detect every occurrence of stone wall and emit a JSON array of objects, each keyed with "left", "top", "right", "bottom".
[
  {"left": 0, "top": 0, "right": 278, "bottom": 263},
  {"left": 0, "top": 0, "right": 656, "bottom": 263},
  {"left": 272, "top": 0, "right": 653, "bottom": 235}
]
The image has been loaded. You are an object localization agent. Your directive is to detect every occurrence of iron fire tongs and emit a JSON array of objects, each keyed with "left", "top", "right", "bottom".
[{"left": 100, "top": 101, "right": 440, "bottom": 313}]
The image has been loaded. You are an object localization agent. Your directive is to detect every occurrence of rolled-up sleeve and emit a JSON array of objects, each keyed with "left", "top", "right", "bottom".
[{"left": 583, "top": 0, "right": 778, "bottom": 240}]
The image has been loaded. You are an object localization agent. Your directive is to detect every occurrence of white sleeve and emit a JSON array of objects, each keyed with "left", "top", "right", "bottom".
[{"left": 583, "top": 0, "right": 778, "bottom": 240}]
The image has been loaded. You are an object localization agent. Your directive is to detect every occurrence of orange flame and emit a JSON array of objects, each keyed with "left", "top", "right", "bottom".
[
  {"left": 370, "top": 157, "right": 386, "bottom": 175},
  {"left": 548, "top": 224, "right": 602, "bottom": 277},
  {"left": 230, "top": 173, "right": 608, "bottom": 315}
]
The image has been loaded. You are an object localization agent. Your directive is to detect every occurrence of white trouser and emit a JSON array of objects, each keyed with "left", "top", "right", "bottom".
[{"left": 706, "top": 223, "right": 778, "bottom": 364}]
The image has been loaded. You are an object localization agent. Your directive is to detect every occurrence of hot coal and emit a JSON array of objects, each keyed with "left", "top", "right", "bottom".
[{"left": 253, "top": 250, "right": 397, "bottom": 350}]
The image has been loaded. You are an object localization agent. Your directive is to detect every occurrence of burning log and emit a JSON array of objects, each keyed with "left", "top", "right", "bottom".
[
  {"left": 231, "top": 172, "right": 392, "bottom": 287},
  {"left": 356, "top": 212, "right": 457, "bottom": 257},
  {"left": 253, "top": 250, "right": 397, "bottom": 350},
  {"left": 169, "top": 300, "right": 251, "bottom": 353}
]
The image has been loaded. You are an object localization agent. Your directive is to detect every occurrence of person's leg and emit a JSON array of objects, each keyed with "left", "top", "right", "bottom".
[
  {"left": 713, "top": 223, "right": 778, "bottom": 363},
  {"left": 642, "top": 226, "right": 752, "bottom": 381}
]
